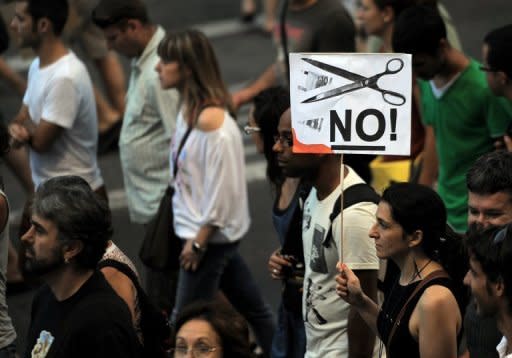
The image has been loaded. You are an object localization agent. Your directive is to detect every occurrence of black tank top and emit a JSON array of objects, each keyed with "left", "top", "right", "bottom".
[{"left": 377, "top": 276, "right": 457, "bottom": 358}]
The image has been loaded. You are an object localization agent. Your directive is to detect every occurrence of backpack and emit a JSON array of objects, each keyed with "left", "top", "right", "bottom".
[{"left": 98, "top": 259, "right": 170, "bottom": 358}]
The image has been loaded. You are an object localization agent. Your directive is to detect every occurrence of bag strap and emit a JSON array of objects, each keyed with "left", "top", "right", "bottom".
[
  {"left": 323, "top": 183, "right": 380, "bottom": 248},
  {"left": 386, "top": 270, "right": 450, "bottom": 350},
  {"left": 172, "top": 104, "right": 218, "bottom": 178},
  {"left": 98, "top": 259, "right": 141, "bottom": 291},
  {"left": 172, "top": 125, "right": 193, "bottom": 178}
]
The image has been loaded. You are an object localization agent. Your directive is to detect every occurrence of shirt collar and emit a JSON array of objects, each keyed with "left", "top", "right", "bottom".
[{"left": 132, "top": 26, "right": 165, "bottom": 70}]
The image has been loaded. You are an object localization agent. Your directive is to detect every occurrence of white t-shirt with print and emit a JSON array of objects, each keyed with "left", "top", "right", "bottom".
[
  {"left": 23, "top": 52, "right": 102, "bottom": 189},
  {"left": 302, "top": 166, "right": 379, "bottom": 358}
]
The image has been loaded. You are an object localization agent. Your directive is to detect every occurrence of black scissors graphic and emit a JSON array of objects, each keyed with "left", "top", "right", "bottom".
[{"left": 301, "top": 57, "right": 406, "bottom": 106}]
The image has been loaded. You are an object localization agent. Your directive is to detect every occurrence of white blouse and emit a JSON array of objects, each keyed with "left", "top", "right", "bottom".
[{"left": 170, "top": 108, "right": 250, "bottom": 243}]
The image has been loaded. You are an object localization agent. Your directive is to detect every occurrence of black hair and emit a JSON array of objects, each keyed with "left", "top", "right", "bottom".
[
  {"left": 173, "top": 300, "right": 255, "bottom": 358},
  {"left": 373, "top": 0, "right": 416, "bottom": 19},
  {"left": 467, "top": 151, "right": 512, "bottom": 200},
  {"left": 92, "top": 0, "right": 150, "bottom": 29},
  {"left": 26, "top": 0, "right": 69, "bottom": 36},
  {"left": 392, "top": 5, "right": 446, "bottom": 56},
  {"left": 484, "top": 24, "right": 512, "bottom": 79},
  {"left": 382, "top": 183, "right": 468, "bottom": 286},
  {"left": 33, "top": 175, "right": 112, "bottom": 270},
  {"left": 466, "top": 224, "right": 512, "bottom": 313},
  {"left": 252, "top": 87, "right": 289, "bottom": 189}
]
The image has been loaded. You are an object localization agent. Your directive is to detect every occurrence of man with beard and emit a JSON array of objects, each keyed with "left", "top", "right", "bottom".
[
  {"left": 21, "top": 176, "right": 141, "bottom": 358},
  {"left": 464, "top": 225, "right": 512, "bottom": 358},
  {"left": 393, "top": 6, "right": 511, "bottom": 233}
]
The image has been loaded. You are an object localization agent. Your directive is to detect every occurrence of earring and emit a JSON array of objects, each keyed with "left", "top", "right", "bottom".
[{"left": 64, "top": 257, "right": 69, "bottom": 264}]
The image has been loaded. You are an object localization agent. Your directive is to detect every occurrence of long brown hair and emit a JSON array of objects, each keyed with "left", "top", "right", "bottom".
[{"left": 157, "top": 29, "right": 234, "bottom": 124}]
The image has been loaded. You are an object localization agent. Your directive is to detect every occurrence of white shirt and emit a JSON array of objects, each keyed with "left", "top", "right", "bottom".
[
  {"left": 302, "top": 166, "right": 379, "bottom": 357},
  {"left": 497, "top": 336, "right": 512, "bottom": 358},
  {"left": 23, "top": 52, "right": 103, "bottom": 190},
  {"left": 120, "top": 26, "right": 179, "bottom": 224},
  {"left": 170, "top": 108, "right": 250, "bottom": 243}
]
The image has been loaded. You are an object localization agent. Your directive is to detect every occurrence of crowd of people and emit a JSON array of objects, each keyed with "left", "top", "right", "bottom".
[{"left": 0, "top": 0, "right": 511, "bottom": 357}]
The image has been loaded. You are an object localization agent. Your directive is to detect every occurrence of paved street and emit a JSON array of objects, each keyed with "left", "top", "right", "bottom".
[{"left": 1, "top": 0, "right": 511, "bottom": 354}]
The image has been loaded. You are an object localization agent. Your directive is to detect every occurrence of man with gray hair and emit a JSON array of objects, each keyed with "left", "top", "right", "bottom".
[{"left": 21, "top": 176, "right": 141, "bottom": 358}]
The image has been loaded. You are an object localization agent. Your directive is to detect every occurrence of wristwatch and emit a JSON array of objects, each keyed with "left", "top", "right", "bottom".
[{"left": 192, "top": 241, "right": 207, "bottom": 254}]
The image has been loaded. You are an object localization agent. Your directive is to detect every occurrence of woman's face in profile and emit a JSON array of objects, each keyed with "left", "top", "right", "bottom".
[{"left": 174, "top": 319, "right": 222, "bottom": 358}]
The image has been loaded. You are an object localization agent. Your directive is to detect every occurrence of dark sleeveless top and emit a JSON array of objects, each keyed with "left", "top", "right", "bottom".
[{"left": 377, "top": 276, "right": 458, "bottom": 358}]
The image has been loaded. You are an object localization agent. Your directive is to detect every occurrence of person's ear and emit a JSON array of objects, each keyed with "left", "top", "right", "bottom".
[
  {"left": 382, "top": 6, "right": 394, "bottom": 23},
  {"left": 408, "top": 230, "right": 423, "bottom": 248},
  {"left": 62, "top": 240, "right": 84, "bottom": 263},
  {"left": 496, "top": 71, "right": 509, "bottom": 86},
  {"left": 37, "top": 17, "right": 51, "bottom": 34},
  {"left": 495, "top": 276, "right": 505, "bottom": 298},
  {"left": 438, "top": 38, "right": 451, "bottom": 53},
  {"left": 125, "top": 19, "right": 139, "bottom": 32}
]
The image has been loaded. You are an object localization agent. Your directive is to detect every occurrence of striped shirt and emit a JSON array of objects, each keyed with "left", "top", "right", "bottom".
[{"left": 119, "top": 26, "right": 179, "bottom": 224}]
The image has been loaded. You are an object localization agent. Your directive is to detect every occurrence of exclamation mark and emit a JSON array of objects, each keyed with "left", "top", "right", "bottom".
[{"left": 390, "top": 108, "right": 397, "bottom": 141}]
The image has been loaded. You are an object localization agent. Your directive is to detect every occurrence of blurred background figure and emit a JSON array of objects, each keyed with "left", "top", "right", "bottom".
[
  {"left": 64, "top": 0, "right": 126, "bottom": 154},
  {"left": 245, "top": 87, "right": 307, "bottom": 357},
  {"left": 240, "top": 0, "right": 278, "bottom": 33}
]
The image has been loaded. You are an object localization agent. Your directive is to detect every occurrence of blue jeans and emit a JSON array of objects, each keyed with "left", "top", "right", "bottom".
[
  {"left": 271, "top": 302, "right": 306, "bottom": 358},
  {"left": 172, "top": 241, "right": 275, "bottom": 356}
]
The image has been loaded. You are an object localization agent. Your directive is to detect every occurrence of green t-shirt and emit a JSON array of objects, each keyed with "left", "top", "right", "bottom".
[{"left": 419, "top": 59, "right": 512, "bottom": 232}]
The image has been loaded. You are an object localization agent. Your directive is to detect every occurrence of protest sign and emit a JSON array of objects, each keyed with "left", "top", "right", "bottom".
[{"left": 290, "top": 53, "right": 412, "bottom": 155}]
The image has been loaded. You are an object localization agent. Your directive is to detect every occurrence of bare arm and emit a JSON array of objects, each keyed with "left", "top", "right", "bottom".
[
  {"left": 100, "top": 267, "right": 138, "bottom": 324},
  {"left": 232, "top": 64, "right": 277, "bottom": 110},
  {"left": 348, "top": 269, "right": 378, "bottom": 358},
  {"left": 180, "top": 224, "right": 218, "bottom": 272},
  {"left": 336, "top": 264, "right": 381, "bottom": 336},
  {"left": 10, "top": 104, "right": 64, "bottom": 152},
  {"left": 418, "top": 125, "right": 438, "bottom": 187},
  {"left": 416, "top": 286, "right": 461, "bottom": 358},
  {"left": 12, "top": 104, "right": 30, "bottom": 125},
  {"left": 26, "top": 119, "right": 63, "bottom": 153},
  {"left": 0, "top": 57, "right": 26, "bottom": 96}
]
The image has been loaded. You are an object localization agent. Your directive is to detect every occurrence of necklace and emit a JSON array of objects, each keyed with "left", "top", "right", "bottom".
[
  {"left": 378, "top": 258, "right": 433, "bottom": 356},
  {"left": 408, "top": 259, "right": 432, "bottom": 284}
]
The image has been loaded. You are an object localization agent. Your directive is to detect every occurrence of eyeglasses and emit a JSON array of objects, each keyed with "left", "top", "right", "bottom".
[
  {"left": 480, "top": 65, "right": 498, "bottom": 73},
  {"left": 243, "top": 125, "right": 261, "bottom": 135},
  {"left": 273, "top": 133, "right": 294, "bottom": 147},
  {"left": 493, "top": 226, "right": 509, "bottom": 245},
  {"left": 169, "top": 346, "right": 218, "bottom": 358}
]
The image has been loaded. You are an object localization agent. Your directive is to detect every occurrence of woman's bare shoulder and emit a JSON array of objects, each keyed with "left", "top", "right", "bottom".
[{"left": 196, "top": 107, "right": 226, "bottom": 132}]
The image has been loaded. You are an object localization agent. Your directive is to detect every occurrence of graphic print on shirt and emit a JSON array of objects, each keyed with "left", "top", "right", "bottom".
[
  {"left": 304, "top": 224, "right": 336, "bottom": 325},
  {"left": 309, "top": 224, "right": 328, "bottom": 273},
  {"left": 305, "top": 278, "right": 335, "bottom": 325},
  {"left": 31, "top": 330, "right": 54, "bottom": 358}
]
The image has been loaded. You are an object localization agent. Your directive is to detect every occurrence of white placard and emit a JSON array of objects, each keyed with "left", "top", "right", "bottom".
[{"left": 290, "top": 53, "right": 412, "bottom": 155}]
